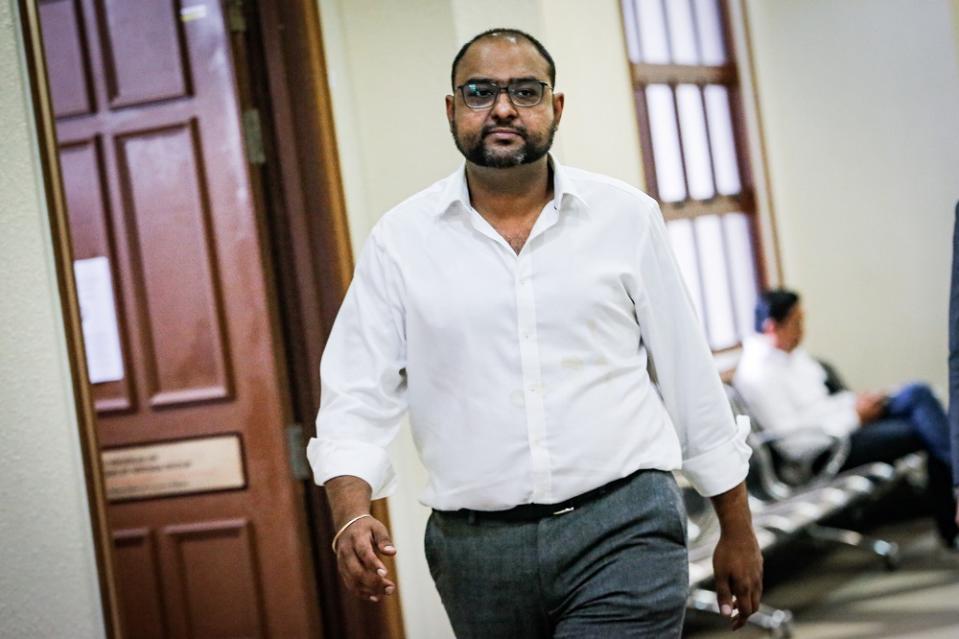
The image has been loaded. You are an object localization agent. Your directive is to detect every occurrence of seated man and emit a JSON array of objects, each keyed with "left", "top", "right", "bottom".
[{"left": 734, "top": 288, "right": 957, "bottom": 548}]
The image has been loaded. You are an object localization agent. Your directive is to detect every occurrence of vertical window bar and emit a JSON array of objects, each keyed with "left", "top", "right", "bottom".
[
  {"left": 718, "top": 212, "right": 743, "bottom": 342},
  {"left": 693, "top": 0, "right": 728, "bottom": 64},
  {"left": 676, "top": 83, "right": 715, "bottom": 200},
  {"left": 658, "top": 0, "right": 675, "bottom": 62},
  {"left": 688, "top": 219, "right": 713, "bottom": 345},
  {"left": 688, "top": 0, "right": 704, "bottom": 62},
  {"left": 669, "top": 86, "right": 693, "bottom": 207},
  {"left": 634, "top": 86, "right": 660, "bottom": 201},
  {"left": 747, "top": 213, "right": 767, "bottom": 295},
  {"left": 623, "top": 0, "right": 643, "bottom": 63},
  {"left": 648, "top": 85, "right": 686, "bottom": 202},
  {"left": 636, "top": 0, "right": 671, "bottom": 63},
  {"left": 698, "top": 85, "right": 719, "bottom": 201},
  {"left": 665, "top": 0, "right": 699, "bottom": 64},
  {"left": 704, "top": 85, "right": 742, "bottom": 196}
]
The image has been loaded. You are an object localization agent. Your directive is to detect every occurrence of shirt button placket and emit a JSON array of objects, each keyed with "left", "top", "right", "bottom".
[{"left": 515, "top": 253, "right": 550, "bottom": 501}]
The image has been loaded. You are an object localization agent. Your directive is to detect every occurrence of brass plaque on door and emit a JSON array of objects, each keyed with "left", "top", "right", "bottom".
[{"left": 103, "top": 435, "right": 246, "bottom": 501}]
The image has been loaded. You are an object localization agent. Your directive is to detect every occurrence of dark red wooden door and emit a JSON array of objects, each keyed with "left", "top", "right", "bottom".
[{"left": 39, "top": 1, "right": 322, "bottom": 636}]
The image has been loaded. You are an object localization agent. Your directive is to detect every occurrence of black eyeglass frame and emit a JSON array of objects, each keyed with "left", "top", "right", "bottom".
[{"left": 454, "top": 80, "right": 553, "bottom": 110}]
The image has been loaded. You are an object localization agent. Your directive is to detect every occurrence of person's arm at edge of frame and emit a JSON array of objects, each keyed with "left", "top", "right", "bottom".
[
  {"left": 710, "top": 482, "right": 764, "bottom": 630},
  {"left": 949, "top": 201, "right": 959, "bottom": 525}
]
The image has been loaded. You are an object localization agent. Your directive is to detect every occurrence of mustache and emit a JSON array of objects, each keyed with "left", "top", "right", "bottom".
[{"left": 482, "top": 125, "right": 528, "bottom": 138}]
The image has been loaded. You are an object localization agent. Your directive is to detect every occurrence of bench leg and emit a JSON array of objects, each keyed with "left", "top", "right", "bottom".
[
  {"left": 805, "top": 524, "right": 900, "bottom": 570},
  {"left": 687, "top": 588, "right": 795, "bottom": 638}
]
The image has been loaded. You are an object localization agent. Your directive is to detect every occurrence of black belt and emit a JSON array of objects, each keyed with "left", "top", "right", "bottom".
[{"left": 435, "top": 468, "right": 645, "bottom": 523}]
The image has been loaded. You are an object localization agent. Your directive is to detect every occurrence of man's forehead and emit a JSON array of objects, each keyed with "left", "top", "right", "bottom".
[{"left": 454, "top": 37, "right": 550, "bottom": 84}]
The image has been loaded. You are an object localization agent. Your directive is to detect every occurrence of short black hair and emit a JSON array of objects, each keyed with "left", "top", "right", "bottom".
[
  {"left": 755, "top": 288, "right": 800, "bottom": 332},
  {"left": 450, "top": 28, "right": 556, "bottom": 91}
]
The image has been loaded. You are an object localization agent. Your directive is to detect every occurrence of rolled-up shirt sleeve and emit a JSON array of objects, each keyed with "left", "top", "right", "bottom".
[
  {"left": 307, "top": 226, "right": 407, "bottom": 500},
  {"left": 633, "top": 203, "right": 750, "bottom": 497}
]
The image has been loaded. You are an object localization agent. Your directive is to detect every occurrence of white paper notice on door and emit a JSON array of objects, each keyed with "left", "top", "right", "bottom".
[{"left": 74, "top": 256, "right": 125, "bottom": 384}]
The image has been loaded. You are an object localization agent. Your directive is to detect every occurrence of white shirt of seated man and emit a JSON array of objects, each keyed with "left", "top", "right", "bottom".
[{"left": 733, "top": 302, "right": 888, "bottom": 461}]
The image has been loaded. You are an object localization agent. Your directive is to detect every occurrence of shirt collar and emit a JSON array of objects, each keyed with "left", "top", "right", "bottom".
[{"left": 435, "top": 154, "right": 587, "bottom": 217}]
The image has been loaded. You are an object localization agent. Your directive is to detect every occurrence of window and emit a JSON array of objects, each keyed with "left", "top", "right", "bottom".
[{"left": 621, "top": 0, "right": 764, "bottom": 351}]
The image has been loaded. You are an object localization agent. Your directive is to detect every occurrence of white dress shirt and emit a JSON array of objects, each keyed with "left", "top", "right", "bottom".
[
  {"left": 307, "top": 159, "right": 750, "bottom": 510},
  {"left": 734, "top": 335, "right": 860, "bottom": 460}
]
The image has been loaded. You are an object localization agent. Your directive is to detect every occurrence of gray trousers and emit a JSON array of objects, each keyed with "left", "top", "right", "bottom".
[{"left": 424, "top": 470, "right": 689, "bottom": 638}]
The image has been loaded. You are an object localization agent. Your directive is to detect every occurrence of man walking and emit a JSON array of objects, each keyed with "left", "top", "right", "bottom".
[{"left": 308, "top": 28, "right": 762, "bottom": 637}]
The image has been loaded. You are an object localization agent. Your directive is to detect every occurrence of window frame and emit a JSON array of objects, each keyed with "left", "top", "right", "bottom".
[{"left": 621, "top": 0, "right": 770, "bottom": 353}]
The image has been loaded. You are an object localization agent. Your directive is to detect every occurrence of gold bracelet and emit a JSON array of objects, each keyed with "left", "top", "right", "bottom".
[{"left": 331, "top": 513, "right": 373, "bottom": 554}]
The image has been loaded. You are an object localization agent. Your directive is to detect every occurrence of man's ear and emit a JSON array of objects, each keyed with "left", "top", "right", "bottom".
[
  {"left": 445, "top": 94, "right": 455, "bottom": 129},
  {"left": 760, "top": 318, "right": 776, "bottom": 335},
  {"left": 552, "top": 91, "right": 565, "bottom": 128}
]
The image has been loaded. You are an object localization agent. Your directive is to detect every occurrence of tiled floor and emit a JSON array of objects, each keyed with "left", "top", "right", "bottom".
[{"left": 684, "top": 518, "right": 959, "bottom": 638}]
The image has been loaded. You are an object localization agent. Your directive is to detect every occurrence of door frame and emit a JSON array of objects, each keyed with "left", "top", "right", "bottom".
[
  {"left": 17, "top": 0, "right": 122, "bottom": 635},
  {"left": 16, "top": 1, "right": 403, "bottom": 637},
  {"left": 244, "top": 1, "right": 406, "bottom": 637}
]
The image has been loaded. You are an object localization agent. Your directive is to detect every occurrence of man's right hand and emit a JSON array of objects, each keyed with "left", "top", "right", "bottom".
[
  {"left": 855, "top": 392, "right": 887, "bottom": 425},
  {"left": 333, "top": 513, "right": 397, "bottom": 602},
  {"left": 326, "top": 475, "right": 398, "bottom": 602}
]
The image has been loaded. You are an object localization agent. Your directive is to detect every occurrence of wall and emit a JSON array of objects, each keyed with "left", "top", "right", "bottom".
[
  {"left": 0, "top": 1, "right": 106, "bottom": 637},
  {"left": 745, "top": 0, "right": 959, "bottom": 394}
]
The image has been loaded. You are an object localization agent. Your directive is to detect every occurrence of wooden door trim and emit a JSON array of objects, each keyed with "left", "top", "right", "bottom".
[
  {"left": 16, "top": 1, "right": 121, "bottom": 635},
  {"left": 250, "top": 1, "right": 406, "bottom": 638}
]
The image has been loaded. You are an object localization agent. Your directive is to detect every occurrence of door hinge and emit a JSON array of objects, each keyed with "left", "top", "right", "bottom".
[
  {"left": 241, "top": 108, "right": 266, "bottom": 165},
  {"left": 227, "top": 0, "right": 247, "bottom": 33},
  {"left": 286, "top": 423, "right": 311, "bottom": 481}
]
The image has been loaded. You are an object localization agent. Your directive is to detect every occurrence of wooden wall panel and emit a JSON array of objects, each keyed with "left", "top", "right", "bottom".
[
  {"left": 39, "top": 0, "right": 95, "bottom": 117},
  {"left": 94, "top": 0, "right": 190, "bottom": 108},
  {"left": 113, "top": 528, "right": 166, "bottom": 639},
  {"left": 161, "top": 519, "right": 265, "bottom": 639},
  {"left": 60, "top": 137, "right": 134, "bottom": 413},
  {"left": 115, "top": 121, "right": 232, "bottom": 409}
]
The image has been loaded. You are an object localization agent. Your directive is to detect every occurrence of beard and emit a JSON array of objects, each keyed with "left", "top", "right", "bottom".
[{"left": 451, "top": 119, "right": 557, "bottom": 169}]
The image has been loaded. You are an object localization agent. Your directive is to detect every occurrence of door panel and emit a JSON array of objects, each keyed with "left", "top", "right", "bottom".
[
  {"left": 115, "top": 122, "right": 232, "bottom": 407},
  {"left": 60, "top": 137, "right": 134, "bottom": 412},
  {"left": 159, "top": 519, "right": 265, "bottom": 638},
  {"left": 95, "top": 0, "right": 189, "bottom": 107},
  {"left": 113, "top": 528, "right": 167, "bottom": 639},
  {"left": 41, "top": 1, "right": 322, "bottom": 636},
  {"left": 40, "top": 0, "right": 95, "bottom": 117}
]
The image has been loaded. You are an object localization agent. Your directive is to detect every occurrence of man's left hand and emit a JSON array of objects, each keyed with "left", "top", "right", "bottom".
[
  {"left": 712, "top": 526, "right": 764, "bottom": 630},
  {"left": 709, "top": 482, "right": 764, "bottom": 630}
]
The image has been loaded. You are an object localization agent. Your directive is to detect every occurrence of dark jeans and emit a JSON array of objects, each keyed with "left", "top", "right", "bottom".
[
  {"left": 425, "top": 470, "right": 689, "bottom": 638},
  {"left": 841, "top": 383, "right": 957, "bottom": 544}
]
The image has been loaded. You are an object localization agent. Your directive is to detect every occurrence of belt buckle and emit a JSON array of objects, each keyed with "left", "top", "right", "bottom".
[{"left": 551, "top": 506, "right": 575, "bottom": 516}]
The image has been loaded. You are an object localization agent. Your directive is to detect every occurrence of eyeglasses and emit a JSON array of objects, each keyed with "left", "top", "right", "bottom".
[{"left": 455, "top": 80, "right": 552, "bottom": 110}]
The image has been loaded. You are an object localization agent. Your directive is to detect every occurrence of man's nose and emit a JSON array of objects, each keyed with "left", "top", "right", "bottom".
[{"left": 489, "top": 90, "right": 518, "bottom": 119}]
